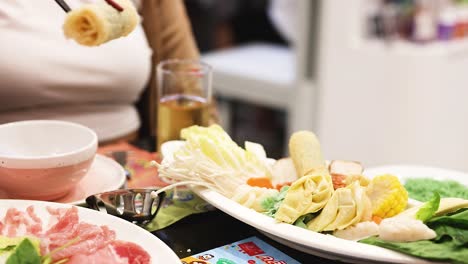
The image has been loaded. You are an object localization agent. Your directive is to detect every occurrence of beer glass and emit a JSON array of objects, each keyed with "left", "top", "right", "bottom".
[{"left": 156, "top": 59, "right": 213, "bottom": 151}]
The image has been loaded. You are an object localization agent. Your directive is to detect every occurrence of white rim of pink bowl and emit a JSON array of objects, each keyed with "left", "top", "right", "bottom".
[{"left": 0, "top": 120, "right": 98, "bottom": 169}]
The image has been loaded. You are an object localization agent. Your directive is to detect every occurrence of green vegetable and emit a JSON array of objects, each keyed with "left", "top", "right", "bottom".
[
  {"left": 261, "top": 186, "right": 290, "bottom": 217},
  {"left": 41, "top": 236, "right": 80, "bottom": 264},
  {"left": 0, "top": 236, "right": 41, "bottom": 262},
  {"left": 52, "top": 260, "right": 69, "bottom": 264},
  {"left": 0, "top": 235, "right": 79, "bottom": 264},
  {"left": 0, "top": 246, "right": 15, "bottom": 255},
  {"left": 360, "top": 209, "right": 468, "bottom": 264},
  {"left": 405, "top": 178, "right": 468, "bottom": 202},
  {"left": 6, "top": 239, "right": 41, "bottom": 264},
  {"left": 293, "top": 213, "right": 317, "bottom": 229},
  {"left": 428, "top": 208, "right": 468, "bottom": 226},
  {"left": 360, "top": 236, "right": 468, "bottom": 264},
  {"left": 0, "top": 237, "right": 37, "bottom": 254},
  {"left": 428, "top": 209, "right": 468, "bottom": 247},
  {"left": 416, "top": 192, "right": 440, "bottom": 222}
]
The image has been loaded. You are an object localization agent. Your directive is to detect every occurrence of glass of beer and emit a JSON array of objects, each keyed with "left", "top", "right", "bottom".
[{"left": 156, "top": 59, "right": 213, "bottom": 151}]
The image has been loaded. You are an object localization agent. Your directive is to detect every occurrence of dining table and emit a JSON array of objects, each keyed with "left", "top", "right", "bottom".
[
  {"left": 130, "top": 138, "right": 344, "bottom": 264},
  {"left": 153, "top": 208, "right": 340, "bottom": 263}
]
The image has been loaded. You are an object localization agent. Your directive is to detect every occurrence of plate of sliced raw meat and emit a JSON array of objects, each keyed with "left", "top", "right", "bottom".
[{"left": 0, "top": 199, "right": 180, "bottom": 263}]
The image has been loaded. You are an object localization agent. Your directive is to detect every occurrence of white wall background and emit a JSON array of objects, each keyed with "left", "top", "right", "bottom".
[{"left": 308, "top": 0, "right": 468, "bottom": 172}]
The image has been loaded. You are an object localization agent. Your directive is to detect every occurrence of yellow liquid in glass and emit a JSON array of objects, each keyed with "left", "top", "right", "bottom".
[{"left": 157, "top": 94, "right": 209, "bottom": 151}]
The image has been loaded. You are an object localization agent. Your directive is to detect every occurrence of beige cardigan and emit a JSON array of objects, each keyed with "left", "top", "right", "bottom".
[{"left": 138, "top": 0, "right": 201, "bottom": 138}]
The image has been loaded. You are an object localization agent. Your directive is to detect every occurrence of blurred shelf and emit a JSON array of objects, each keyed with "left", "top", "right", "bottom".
[{"left": 357, "top": 39, "right": 468, "bottom": 58}]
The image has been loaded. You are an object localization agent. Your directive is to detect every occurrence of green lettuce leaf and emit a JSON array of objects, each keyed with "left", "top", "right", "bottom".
[
  {"left": 428, "top": 208, "right": 468, "bottom": 227},
  {"left": 428, "top": 209, "right": 468, "bottom": 247},
  {"left": 360, "top": 209, "right": 468, "bottom": 264},
  {"left": 0, "top": 236, "right": 36, "bottom": 252},
  {"left": 293, "top": 213, "right": 317, "bottom": 229},
  {"left": 261, "top": 186, "right": 290, "bottom": 217},
  {"left": 416, "top": 192, "right": 440, "bottom": 222},
  {"left": 0, "top": 246, "right": 15, "bottom": 255},
  {"left": 360, "top": 236, "right": 468, "bottom": 264},
  {"left": 6, "top": 238, "right": 41, "bottom": 264}
]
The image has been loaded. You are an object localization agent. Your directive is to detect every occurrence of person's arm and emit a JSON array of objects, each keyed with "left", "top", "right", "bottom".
[{"left": 139, "top": 0, "right": 200, "bottom": 138}]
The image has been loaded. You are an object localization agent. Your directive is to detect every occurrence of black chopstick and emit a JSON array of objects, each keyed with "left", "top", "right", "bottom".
[{"left": 54, "top": 0, "right": 72, "bottom": 13}]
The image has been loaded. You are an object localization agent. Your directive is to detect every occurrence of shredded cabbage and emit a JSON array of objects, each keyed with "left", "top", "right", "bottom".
[{"left": 157, "top": 125, "right": 272, "bottom": 197}]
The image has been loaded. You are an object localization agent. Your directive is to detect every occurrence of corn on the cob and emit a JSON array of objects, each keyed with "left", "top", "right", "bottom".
[{"left": 366, "top": 174, "right": 408, "bottom": 218}]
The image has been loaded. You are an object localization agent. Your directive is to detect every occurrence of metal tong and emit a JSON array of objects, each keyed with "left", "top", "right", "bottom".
[{"left": 86, "top": 189, "right": 166, "bottom": 225}]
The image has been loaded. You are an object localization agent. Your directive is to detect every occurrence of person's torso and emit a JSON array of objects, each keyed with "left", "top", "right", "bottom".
[{"left": 0, "top": 0, "right": 152, "bottom": 111}]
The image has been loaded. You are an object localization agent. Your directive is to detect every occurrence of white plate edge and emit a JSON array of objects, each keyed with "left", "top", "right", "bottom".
[{"left": 67, "top": 154, "right": 127, "bottom": 205}]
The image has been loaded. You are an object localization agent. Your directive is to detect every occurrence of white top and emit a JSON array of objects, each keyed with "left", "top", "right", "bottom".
[{"left": 0, "top": 0, "right": 152, "bottom": 141}]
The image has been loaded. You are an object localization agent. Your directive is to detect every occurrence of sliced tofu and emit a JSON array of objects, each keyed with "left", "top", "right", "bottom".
[
  {"left": 329, "top": 160, "right": 367, "bottom": 189},
  {"left": 329, "top": 160, "right": 363, "bottom": 176},
  {"left": 271, "top": 158, "right": 298, "bottom": 187}
]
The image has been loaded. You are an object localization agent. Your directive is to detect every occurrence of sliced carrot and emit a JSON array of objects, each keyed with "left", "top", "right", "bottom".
[
  {"left": 247, "top": 177, "right": 274, "bottom": 189},
  {"left": 372, "top": 215, "right": 383, "bottom": 225},
  {"left": 275, "top": 182, "right": 292, "bottom": 191},
  {"left": 331, "top": 174, "right": 347, "bottom": 190}
]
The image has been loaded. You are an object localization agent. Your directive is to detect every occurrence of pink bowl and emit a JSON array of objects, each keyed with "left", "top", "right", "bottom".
[{"left": 0, "top": 120, "right": 98, "bottom": 200}]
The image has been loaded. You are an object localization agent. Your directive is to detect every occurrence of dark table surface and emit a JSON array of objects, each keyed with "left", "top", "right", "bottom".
[{"left": 152, "top": 209, "right": 344, "bottom": 264}]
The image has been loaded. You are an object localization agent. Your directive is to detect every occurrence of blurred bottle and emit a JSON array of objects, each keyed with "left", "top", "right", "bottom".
[
  {"left": 395, "top": 0, "right": 416, "bottom": 40},
  {"left": 367, "top": 0, "right": 386, "bottom": 38},
  {"left": 412, "top": 0, "right": 437, "bottom": 42},
  {"left": 437, "top": 1, "right": 457, "bottom": 41},
  {"left": 454, "top": 4, "right": 468, "bottom": 38},
  {"left": 381, "top": 0, "right": 400, "bottom": 40},
  {"left": 364, "top": 0, "right": 468, "bottom": 43}
]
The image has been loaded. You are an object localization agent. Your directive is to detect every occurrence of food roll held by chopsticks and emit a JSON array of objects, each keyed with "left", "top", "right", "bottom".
[{"left": 63, "top": 0, "right": 139, "bottom": 46}]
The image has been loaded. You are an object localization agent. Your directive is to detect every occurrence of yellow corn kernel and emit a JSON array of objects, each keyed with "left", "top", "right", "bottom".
[{"left": 366, "top": 174, "right": 408, "bottom": 218}]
